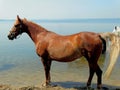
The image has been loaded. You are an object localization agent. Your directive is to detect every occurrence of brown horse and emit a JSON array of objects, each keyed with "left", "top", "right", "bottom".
[{"left": 8, "top": 16, "right": 106, "bottom": 89}]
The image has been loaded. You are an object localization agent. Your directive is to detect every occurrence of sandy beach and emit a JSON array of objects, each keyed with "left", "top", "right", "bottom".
[{"left": 0, "top": 82, "right": 120, "bottom": 90}]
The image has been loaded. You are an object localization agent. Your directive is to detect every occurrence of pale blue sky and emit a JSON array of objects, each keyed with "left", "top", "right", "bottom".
[{"left": 0, "top": 0, "right": 120, "bottom": 19}]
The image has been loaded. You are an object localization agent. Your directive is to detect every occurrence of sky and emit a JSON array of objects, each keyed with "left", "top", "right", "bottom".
[{"left": 0, "top": 0, "right": 120, "bottom": 19}]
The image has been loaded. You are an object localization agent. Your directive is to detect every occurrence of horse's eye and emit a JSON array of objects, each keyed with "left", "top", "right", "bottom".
[
  {"left": 20, "top": 25, "right": 22, "bottom": 28},
  {"left": 15, "top": 24, "right": 20, "bottom": 27}
]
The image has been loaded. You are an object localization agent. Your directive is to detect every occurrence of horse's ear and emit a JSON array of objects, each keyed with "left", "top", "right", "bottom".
[
  {"left": 17, "top": 15, "right": 22, "bottom": 23},
  {"left": 24, "top": 18, "right": 27, "bottom": 21},
  {"left": 115, "top": 26, "right": 117, "bottom": 30}
]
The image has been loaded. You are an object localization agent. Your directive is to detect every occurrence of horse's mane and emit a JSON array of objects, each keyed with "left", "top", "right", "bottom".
[{"left": 23, "top": 19, "right": 48, "bottom": 32}]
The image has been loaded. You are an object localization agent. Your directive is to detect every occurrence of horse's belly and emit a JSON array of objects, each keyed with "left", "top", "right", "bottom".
[
  {"left": 54, "top": 55, "right": 82, "bottom": 62},
  {"left": 49, "top": 50, "right": 82, "bottom": 62},
  {"left": 47, "top": 38, "right": 83, "bottom": 62}
]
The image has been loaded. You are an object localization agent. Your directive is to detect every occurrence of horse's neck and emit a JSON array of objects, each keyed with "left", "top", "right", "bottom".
[{"left": 24, "top": 20, "right": 47, "bottom": 44}]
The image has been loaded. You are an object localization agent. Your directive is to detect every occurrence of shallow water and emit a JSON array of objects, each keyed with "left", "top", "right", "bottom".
[{"left": 0, "top": 20, "right": 120, "bottom": 87}]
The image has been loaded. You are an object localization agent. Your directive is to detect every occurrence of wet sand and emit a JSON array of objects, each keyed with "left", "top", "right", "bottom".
[{"left": 0, "top": 82, "right": 120, "bottom": 90}]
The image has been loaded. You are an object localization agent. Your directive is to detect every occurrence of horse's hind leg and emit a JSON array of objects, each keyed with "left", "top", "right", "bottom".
[
  {"left": 84, "top": 51, "right": 95, "bottom": 88},
  {"left": 96, "top": 64, "right": 102, "bottom": 89},
  {"left": 91, "top": 55, "right": 102, "bottom": 89},
  {"left": 85, "top": 49, "right": 102, "bottom": 89},
  {"left": 87, "top": 58, "right": 102, "bottom": 89},
  {"left": 93, "top": 48, "right": 103, "bottom": 89},
  {"left": 87, "top": 62, "right": 95, "bottom": 87}
]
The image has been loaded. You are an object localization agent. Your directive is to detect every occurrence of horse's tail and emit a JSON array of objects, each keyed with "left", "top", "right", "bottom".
[
  {"left": 99, "top": 36, "right": 106, "bottom": 54},
  {"left": 104, "top": 35, "right": 120, "bottom": 79}
]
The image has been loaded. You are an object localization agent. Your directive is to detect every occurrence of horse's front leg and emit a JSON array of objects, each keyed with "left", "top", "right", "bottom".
[{"left": 41, "top": 57, "right": 52, "bottom": 87}]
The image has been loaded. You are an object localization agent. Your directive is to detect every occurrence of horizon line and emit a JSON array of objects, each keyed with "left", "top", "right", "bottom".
[
  {"left": 0, "top": 18, "right": 120, "bottom": 23},
  {"left": 0, "top": 18, "right": 120, "bottom": 20}
]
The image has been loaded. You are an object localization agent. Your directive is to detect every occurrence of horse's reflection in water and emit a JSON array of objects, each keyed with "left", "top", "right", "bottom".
[{"left": 8, "top": 15, "right": 107, "bottom": 89}]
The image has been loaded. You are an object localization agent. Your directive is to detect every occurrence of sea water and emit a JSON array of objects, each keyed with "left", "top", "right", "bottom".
[{"left": 0, "top": 19, "right": 120, "bottom": 87}]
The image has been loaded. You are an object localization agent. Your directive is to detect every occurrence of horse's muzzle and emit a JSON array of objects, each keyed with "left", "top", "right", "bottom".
[{"left": 8, "top": 34, "right": 14, "bottom": 40}]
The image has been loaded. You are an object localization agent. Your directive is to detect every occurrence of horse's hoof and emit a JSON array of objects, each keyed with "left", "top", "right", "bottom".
[
  {"left": 41, "top": 83, "right": 50, "bottom": 87},
  {"left": 97, "top": 85, "right": 102, "bottom": 90},
  {"left": 41, "top": 82, "right": 57, "bottom": 88}
]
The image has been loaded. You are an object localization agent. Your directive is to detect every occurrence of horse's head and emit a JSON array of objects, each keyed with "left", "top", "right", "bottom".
[
  {"left": 112, "top": 26, "right": 120, "bottom": 36},
  {"left": 8, "top": 15, "right": 28, "bottom": 40}
]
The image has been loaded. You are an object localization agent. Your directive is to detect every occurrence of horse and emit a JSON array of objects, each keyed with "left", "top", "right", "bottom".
[
  {"left": 8, "top": 15, "right": 106, "bottom": 89},
  {"left": 100, "top": 31, "right": 120, "bottom": 79},
  {"left": 112, "top": 26, "right": 120, "bottom": 36}
]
